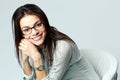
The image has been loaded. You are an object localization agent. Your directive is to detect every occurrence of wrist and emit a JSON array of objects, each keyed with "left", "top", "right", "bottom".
[
  {"left": 34, "top": 57, "right": 43, "bottom": 68},
  {"left": 32, "top": 52, "right": 41, "bottom": 62},
  {"left": 34, "top": 65, "right": 45, "bottom": 71},
  {"left": 23, "top": 58, "right": 28, "bottom": 64}
]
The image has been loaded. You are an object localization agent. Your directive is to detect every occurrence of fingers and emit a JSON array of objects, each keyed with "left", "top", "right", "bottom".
[
  {"left": 19, "top": 39, "right": 30, "bottom": 56},
  {"left": 19, "top": 39, "right": 29, "bottom": 50},
  {"left": 19, "top": 39, "right": 37, "bottom": 53},
  {"left": 19, "top": 39, "right": 39, "bottom": 60},
  {"left": 21, "top": 39, "right": 29, "bottom": 45},
  {"left": 19, "top": 42, "right": 26, "bottom": 50}
]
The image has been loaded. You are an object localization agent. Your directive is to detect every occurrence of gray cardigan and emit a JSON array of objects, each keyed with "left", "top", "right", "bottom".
[{"left": 23, "top": 40, "right": 101, "bottom": 80}]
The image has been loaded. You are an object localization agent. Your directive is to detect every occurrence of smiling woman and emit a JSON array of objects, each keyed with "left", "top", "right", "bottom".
[
  {"left": 20, "top": 15, "right": 46, "bottom": 46},
  {"left": 12, "top": 4, "right": 101, "bottom": 80}
]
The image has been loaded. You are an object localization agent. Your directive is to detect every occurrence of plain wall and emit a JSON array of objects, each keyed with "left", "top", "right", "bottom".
[{"left": 0, "top": 0, "right": 120, "bottom": 79}]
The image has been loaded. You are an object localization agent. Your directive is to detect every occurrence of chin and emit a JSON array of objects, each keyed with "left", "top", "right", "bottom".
[{"left": 33, "top": 41, "right": 44, "bottom": 46}]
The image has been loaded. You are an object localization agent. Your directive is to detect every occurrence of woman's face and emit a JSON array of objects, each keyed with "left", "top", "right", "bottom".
[{"left": 20, "top": 14, "right": 47, "bottom": 46}]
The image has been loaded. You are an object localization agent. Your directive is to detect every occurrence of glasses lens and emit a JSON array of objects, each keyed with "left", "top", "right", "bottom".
[
  {"left": 35, "top": 22, "right": 43, "bottom": 29},
  {"left": 22, "top": 28, "right": 31, "bottom": 34}
]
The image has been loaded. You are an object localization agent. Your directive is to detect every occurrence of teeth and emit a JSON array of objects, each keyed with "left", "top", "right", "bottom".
[{"left": 33, "top": 36, "right": 41, "bottom": 41}]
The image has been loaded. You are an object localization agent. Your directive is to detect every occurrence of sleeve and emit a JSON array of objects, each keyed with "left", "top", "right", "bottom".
[
  {"left": 23, "top": 68, "right": 36, "bottom": 80},
  {"left": 42, "top": 41, "right": 72, "bottom": 80}
]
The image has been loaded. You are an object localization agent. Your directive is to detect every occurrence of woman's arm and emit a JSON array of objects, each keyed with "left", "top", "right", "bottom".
[
  {"left": 22, "top": 53, "right": 32, "bottom": 76},
  {"left": 42, "top": 40, "right": 72, "bottom": 80},
  {"left": 22, "top": 50, "right": 47, "bottom": 80},
  {"left": 19, "top": 39, "right": 47, "bottom": 80},
  {"left": 23, "top": 59, "right": 32, "bottom": 76},
  {"left": 33, "top": 56, "right": 47, "bottom": 80},
  {"left": 21, "top": 52, "right": 36, "bottom": 80}
]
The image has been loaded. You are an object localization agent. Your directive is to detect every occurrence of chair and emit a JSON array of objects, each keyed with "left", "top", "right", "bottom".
[{"left": 80, "top": 49, "right": 118, "bottom": 80}]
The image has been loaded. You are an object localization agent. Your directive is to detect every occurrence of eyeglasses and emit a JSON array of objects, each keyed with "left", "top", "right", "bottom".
[{"left": 21, "top": 21, "right": 44, "bottom": 35}]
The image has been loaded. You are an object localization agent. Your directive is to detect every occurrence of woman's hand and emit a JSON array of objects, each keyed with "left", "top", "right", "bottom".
[
  {"left": 19, "top": 39, "right": 41, "bottom": 61},
  {"left": 19, "top": 39, "right": 47, "bottom": 80}
]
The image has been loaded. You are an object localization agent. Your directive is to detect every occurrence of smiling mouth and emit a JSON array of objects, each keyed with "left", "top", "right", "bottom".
[{"left": 33, "top": 33, "right": 43, "bottom": 41}]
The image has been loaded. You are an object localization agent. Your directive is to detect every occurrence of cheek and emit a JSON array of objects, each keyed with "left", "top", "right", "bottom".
[
  {"left": 41, "top": 26, "right": 46, "bottom": 32},
  {"left": 43, "top": 28, "right": 47, "bottom": 35},
  {"left": 23, "top": 35, "right": 30, "bottom": 39},
  {"left": 39, "top": 27, "right": 47, "bottom": 35},
  {"left": 43, "top": 27, "right": 47, "bottom": 34}
]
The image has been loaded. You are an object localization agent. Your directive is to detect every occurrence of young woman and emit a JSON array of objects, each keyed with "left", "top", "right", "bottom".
[{"left": 12, "top": 4, "right": 100, "bottom": 80}]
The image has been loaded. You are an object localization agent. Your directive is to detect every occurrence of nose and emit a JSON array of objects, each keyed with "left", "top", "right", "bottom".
[{"left": 31, "top": 28, "right": 39, "bottom": 35}]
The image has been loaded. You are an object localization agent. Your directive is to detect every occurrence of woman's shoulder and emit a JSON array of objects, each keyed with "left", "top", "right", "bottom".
[
  {"left": 56, "top": 40, "right": 72, "bottom": 50},
  {"left": 55, "top": 40, "right": 78, "bottom": 53},
  {"left": 55, "top": 40, "right": 82, "bottom": 65},
  {"left": 56, "top": 40, "right": 75, "bottom": 47}
]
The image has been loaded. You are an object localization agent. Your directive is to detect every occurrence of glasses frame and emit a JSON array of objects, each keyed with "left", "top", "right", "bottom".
[{"left": 21, "top": 21, "right": 43, "bottom": 35}]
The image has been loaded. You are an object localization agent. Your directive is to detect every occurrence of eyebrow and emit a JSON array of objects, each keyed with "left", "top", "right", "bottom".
[{"left": 21, "top": 20, "right": 41, "bottom": 29}]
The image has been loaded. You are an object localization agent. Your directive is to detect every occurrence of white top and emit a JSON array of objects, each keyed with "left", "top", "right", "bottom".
[{"left": 23, "top": 40, "right": 101, "bottom": 80}]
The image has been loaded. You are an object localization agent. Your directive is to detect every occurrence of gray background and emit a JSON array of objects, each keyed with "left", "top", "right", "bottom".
[{"left": 0, "top": 0, "right": 120, "bottom": 80}]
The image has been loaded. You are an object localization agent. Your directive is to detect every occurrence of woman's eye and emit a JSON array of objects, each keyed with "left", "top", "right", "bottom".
[
  {"left": 35, "top": 22, "right": 42, "bottom": 28},
  {"left": 23, "top": 28, "right": 30, "bottom": 32}
]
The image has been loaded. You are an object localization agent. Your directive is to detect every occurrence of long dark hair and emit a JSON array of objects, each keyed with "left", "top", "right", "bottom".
[{"left": 12, "top": 4, "right": 75, "bottom": 66}]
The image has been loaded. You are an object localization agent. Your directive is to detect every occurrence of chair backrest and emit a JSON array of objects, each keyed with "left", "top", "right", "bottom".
[{"left": 80, "top": 49, "right": 118, "bottom": 80}]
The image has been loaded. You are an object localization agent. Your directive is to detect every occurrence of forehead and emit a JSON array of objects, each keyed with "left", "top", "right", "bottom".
[{"left": 20, "top": 14, "right": 41, "bottom": 28}]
